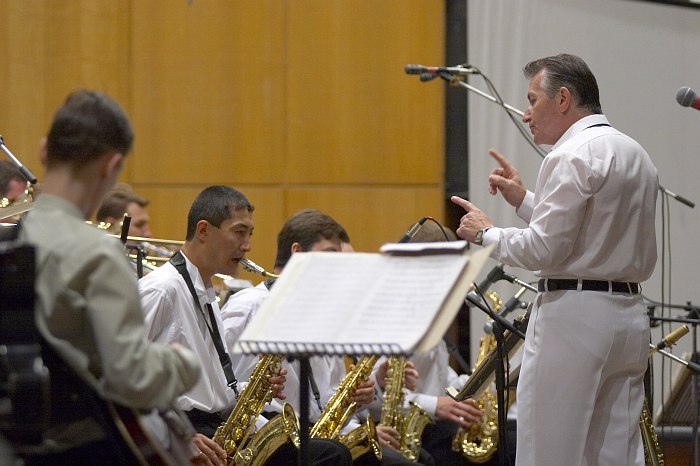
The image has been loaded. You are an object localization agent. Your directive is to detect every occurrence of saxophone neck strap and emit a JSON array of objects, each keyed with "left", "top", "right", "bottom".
[{"left": 170, "top": 251, "right": 239, "bottom": 397}]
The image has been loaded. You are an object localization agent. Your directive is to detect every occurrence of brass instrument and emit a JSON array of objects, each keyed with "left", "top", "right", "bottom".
[
  {"left": 640, "top": 398, "right": 664, "bottom": 466},
  {"left": 0, "top": 183, "right": 34, "bottom": 223},
  {"left": 311, "top": 355, "right": 382, "bottom": 461},
  {"left": 380, "top": 356, "right": 432, "bottom": 461},
  {"left": 212, "top": 354, "right": 300, "bottom": 465},
  {"left": 452, "top": 290, "right": 501, "bottom": 463}
]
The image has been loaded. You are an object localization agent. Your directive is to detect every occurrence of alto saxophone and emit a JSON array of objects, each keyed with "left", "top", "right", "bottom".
[
  {"left": 640, "top": 398, "right": 665, "bottom": 466},
  {"left": 212, "top": 354, "right": 300, "bottom": 466},
  {"left": 380, "top": 356, "right": 432, "bottom": 461},
  {"left": 452, "top": 290, "right": 501, "bottom": 463},
  {"left": 310, "top": 354, "right": 382, "bottom": 461}
]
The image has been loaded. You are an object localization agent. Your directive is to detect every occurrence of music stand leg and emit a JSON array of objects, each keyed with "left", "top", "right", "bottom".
[
  {"left": 298, "top": 356, "right": 311, "bottom": 466},
  {"left": 492, "top": 322, "right": 511, "bottom": 466}
]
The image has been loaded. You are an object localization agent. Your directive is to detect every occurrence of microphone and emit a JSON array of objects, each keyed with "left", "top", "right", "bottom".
[
  {"left": 649, "top": 325, "right": 689, "bottom": 356},
  {"left": 467, "top": 263, "right": 505, "bottom": 302},
  {"left": 483, "top": 286, "right": 529, "bottom": 334},
  {"left": 500, "top": 269, "right": 538, "bottom": 293},
  {"left": 419, "top": 73, "right": 438, "bottom": 82},
  {"left": 397, "top": 216, "right": 429, "bottom": 243},
  {"left": 676, "top": 86, "right": 700, "bottom": 110},
  {"left": 405, "top": 64, "right": 478, "bottom": 76}
]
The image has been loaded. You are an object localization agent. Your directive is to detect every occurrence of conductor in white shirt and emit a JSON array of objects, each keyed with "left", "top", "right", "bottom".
[{"left": 451, "top": 54, "right": 658, "bottom": 466}]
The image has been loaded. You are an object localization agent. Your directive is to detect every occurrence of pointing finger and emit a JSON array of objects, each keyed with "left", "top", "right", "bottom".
[
  {"left": 488, "top": 148, "right": 514, "bottom": 171},
  {"left": 450, "top": 196, "right": 475, "bottom": 212}
]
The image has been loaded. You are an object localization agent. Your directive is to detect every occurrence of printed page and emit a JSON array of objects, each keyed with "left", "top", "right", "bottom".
[{"left": 235, "top": 246, "right": 491, "bottom": 355}]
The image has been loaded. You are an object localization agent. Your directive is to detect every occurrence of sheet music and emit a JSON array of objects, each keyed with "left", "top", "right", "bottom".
[{"left": 236, "top": 250, "right": 470, "bottom": 353}]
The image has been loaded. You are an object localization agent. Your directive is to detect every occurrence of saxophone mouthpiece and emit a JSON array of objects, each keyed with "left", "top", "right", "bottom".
[{"left": 240, "top": 258, "right": 280, "bottom": 279}]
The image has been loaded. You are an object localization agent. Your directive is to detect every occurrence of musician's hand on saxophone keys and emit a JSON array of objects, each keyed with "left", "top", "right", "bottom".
[
  {"left": 268, "top": 366, "right": 288, "bottom": 401},
  {"left": 350, "top": 377, "right": 376, "bottom": 406},
  {"left": 402, "top": 360, "right": 419, "bottom": 391},
  {"left": 191, "top": 433, "right": 226, "bottom": 466},
  {"left": 375, "top": 424, "right": 401, "bottom": 450},
  {"left": 376, "top": 359, "right": 420, "bottom": 392},
  {"left": 436, "top": 396, "right": 482, "bottom": 429}
]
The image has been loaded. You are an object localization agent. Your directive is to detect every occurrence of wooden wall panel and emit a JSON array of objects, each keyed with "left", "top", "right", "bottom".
[
  {"left": 286, "top": 186, "right": 444, "bottom": 253},
  {"left": 0, "top": 1, "right": 130, "bottom": 181},
  {"left": 129, "top": 1, "right": 287, "bottom": 186},
  {"left": 1, "top": 0, "right": 445, "bottom": 281},
  {"left": 286, "top": 0, "right": 444, "bottom": 184}
]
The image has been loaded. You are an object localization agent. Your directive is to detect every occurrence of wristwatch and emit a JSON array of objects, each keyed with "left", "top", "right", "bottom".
[{"left": 474, "top": 226, "right": 492, "bottom": 246}]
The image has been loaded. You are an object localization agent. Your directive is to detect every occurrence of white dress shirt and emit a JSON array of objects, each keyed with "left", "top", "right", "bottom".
[
  {"left": 139, "top": 252, "right": 236, "bottom": 414},
  {"left": 483, "top": 114, "right": 658, "bottom": 282}
]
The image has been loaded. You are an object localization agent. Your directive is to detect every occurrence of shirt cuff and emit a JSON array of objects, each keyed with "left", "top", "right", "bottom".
[{"left": 516, "top": 190, "right": 535, "bottom": 222}]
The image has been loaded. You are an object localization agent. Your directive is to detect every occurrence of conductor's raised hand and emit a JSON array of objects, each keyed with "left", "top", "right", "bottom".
[
  {"left": 488, "top": 149, "right": 526, "bottom": 209},
  {"left": 450, "top": 197, "right": 493, "bottom": 244}
]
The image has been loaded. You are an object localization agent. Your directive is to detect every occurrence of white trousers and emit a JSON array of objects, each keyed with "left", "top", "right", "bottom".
[{"left": 515, "top": 290, "right": 649, "bottom": 466}]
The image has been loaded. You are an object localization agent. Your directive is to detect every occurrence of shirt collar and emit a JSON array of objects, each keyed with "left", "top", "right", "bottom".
[
  {"left": 178, "top": 250, "right": 217, "bottom": 305},
  {"left": 33, "top": 193, "right": 86, "bottom": 221},
  {"left": 551, "top": 114, "right": 610, "bottom": 151}
]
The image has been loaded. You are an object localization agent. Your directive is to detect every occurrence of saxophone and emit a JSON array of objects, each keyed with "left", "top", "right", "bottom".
[
  {"left": 212, "top": 354, "right": 300, "bottom": 466},
  {"left": 310, "top": 355, "right": 382, "bottom": 461},
  {"left": 640, "top": 398, "right": 665, "bottom": 466},
  {"left": 380, "top": 356, "right": 433, "bottom": 461},
  {"left": 452, "top": 290, "right": 501, "bottom": 463}
]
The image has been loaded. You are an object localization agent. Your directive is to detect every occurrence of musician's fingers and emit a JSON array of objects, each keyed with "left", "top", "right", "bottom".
[
  {"left": 192, "top": 434, "right": 226, "bottom": 466},
  {"left": 450, "top": 196, "right": 477, "bottom": 213},
  {"left": 488, "top": 148, "right": 514, "bottom": 171}
]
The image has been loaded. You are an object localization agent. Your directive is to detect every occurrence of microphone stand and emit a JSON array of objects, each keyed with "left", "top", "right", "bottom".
[
  {"left": 465, "top": 293, "right": 525, "bottom": 466},
  {"left": 0, "top": 135, "right": 37, "bottom": 185}
]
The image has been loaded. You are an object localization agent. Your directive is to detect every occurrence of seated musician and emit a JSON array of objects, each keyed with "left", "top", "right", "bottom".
[
  {"left": 139, "top": 187, "right": 352, "bottom": 466},
  {"left": 95, "top": 182, "right": 153, "bottom": 238},
  {"left": 17, "top": 90, "right": 202, "bottom": 465},
  {"left": 221, "top": 208, "right": 430, "bottom": 465}
]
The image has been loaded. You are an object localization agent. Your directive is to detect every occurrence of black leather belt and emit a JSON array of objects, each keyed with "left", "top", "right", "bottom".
[{"left": 538, "top": 279, "right": 639, "bottom": 294}]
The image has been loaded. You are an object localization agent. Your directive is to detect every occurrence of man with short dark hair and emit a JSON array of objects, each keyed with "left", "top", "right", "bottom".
[
  {"left": 452, "top": 54, "right": 658, "bottom": 465},
  {"left": 221, "top": 209, "right": 426, "bottom": 466},
  {"left": 96, "top": 184, "right": 152, "bottom": 238},
  {"left": 19, "top": 90, "right": 201, "bottom": 465},
  {"left": 140, "top": 192, "right": 352, "bottom": 466}
]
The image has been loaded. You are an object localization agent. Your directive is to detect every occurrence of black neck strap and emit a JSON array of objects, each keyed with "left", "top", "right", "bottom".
[{"left": 169, "top": 251, "right": 238, "bottom": 397}]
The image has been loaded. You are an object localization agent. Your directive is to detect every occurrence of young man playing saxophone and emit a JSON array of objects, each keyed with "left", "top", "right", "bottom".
[
  {"left": 139, "top": 187, "right": 351, "bottom": 466},
  {"left": 221, "top": 208, "right": 429, "bottom": 465}
]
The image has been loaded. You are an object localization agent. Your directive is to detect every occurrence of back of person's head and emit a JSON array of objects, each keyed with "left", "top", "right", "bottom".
[
  {"left": 96, "top": 184, "right": 149, "bottom": 223},
  {"left": 45, "top": 90, "right": 134, "bottom": 170},
  {"left": 409, "top": 219, "right": 456, "bottom": 243},
  {"left": 274, "top": 209, "right": 347, "bottom": 269},
  {"left": 523, "top": 53, "right": 602, "bottom": 115},
  {"left": 185, "top": 185, "right": 253, "bottom": 241},
  {"left": 0, "top": 161, "right": 24, "bottom": 198}
]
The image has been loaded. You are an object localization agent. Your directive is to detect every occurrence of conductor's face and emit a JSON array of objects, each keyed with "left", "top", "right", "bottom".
[
  {"left": 523, "top": 69, "right": 565, "bottom": 145},
  {"left": 207, "top": 207, "right": 254, "bottom": 276}
]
